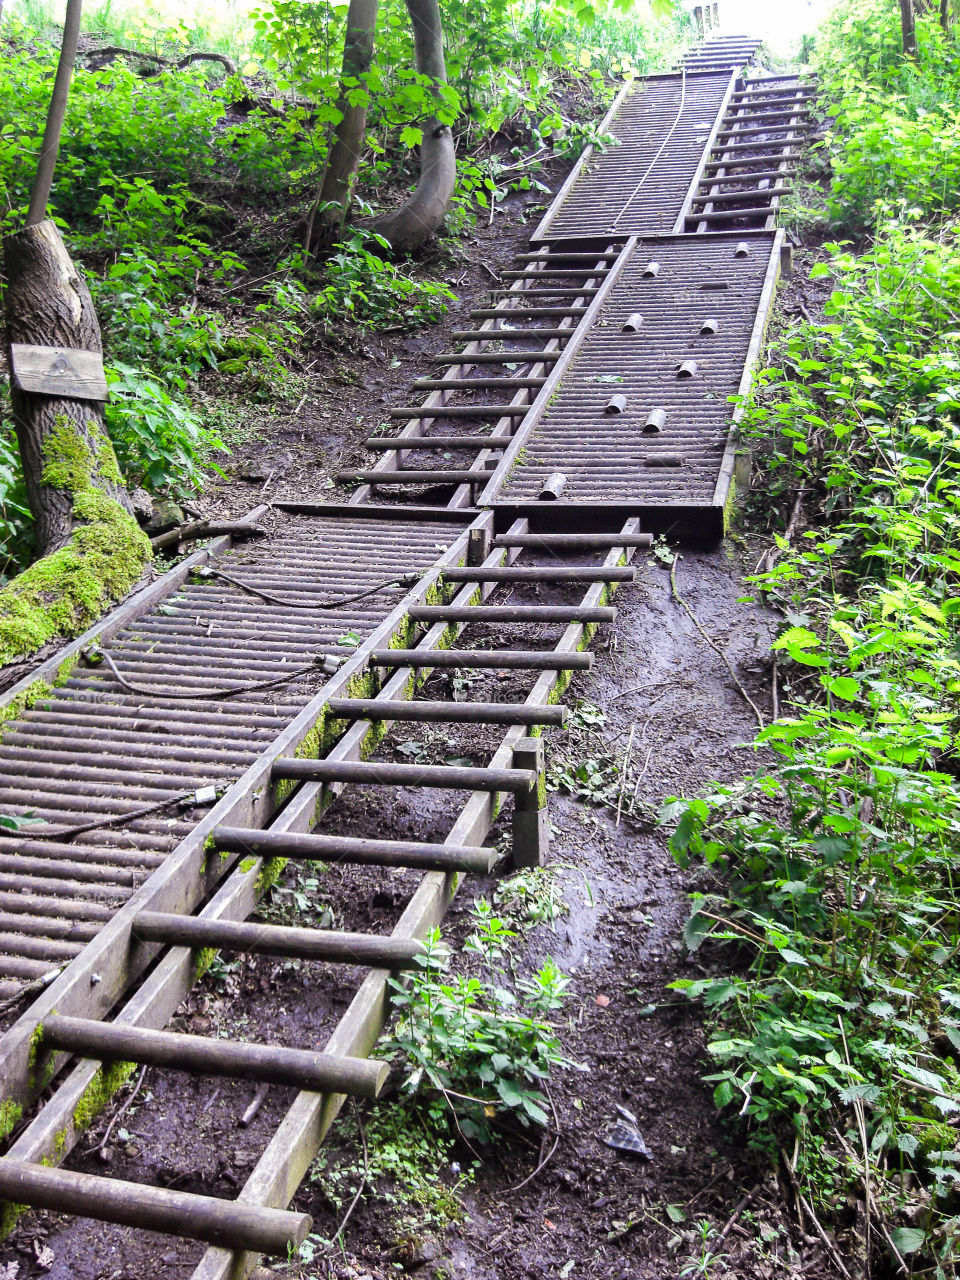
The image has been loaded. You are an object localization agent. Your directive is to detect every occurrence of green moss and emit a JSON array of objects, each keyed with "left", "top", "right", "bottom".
[
  {"left": 0, "top": 1100, "right": 22, "bottom": 1142},
  {"left": 195, "top": 946, "right": 218, "bottom": 978},
  {"left": 0, "top": 678, "right": 53, "bottom": 737},
  {"left": 238, "top": 857, "right": 257, "bottom": 874},
  {"left": 0, "top": 1201, "right": 26, "bottom": 1240},
  {"left": 255, "top": 856, "right": 287, "bottom": 896},
  {"left": 0, "top": 417, "right": 152, "bottom": 665},
  {"left": 72, "top": 1059, "right": 136, "bottom": 1136}
]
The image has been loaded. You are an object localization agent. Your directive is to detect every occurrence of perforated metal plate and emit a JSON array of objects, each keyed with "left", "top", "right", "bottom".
[
  {"left": 531, "top": 71, "right": 733, "bottom": 242},
  {"left": 478, "top": 231, "right": 781, "bottom": 534}
]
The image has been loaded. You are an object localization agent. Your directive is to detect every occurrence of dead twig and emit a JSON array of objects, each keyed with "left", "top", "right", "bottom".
[
  {"left": 670, "top": 555, "right": 764, "bottom": 729},
  {"left": 506, "top": 1085, "right": 561, "bottom": 1192},
  {"left": 330, "top": 1102, "right": 369, "bottom": 1244},
  {"left": 240, "top": 1082, "right": 270, "bottom": 1128},
  {"left": 716, "top": 1184, "right": 762, "bottom": 1244},
  {"left": 84, "top": 1063, "right": 148, "bottom": 1159},
  {"left": 781, "top": 1147, "right": 853, "bottom": 1280}
]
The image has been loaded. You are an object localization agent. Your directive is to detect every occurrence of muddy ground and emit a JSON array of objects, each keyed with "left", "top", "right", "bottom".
[{"left": 0, "top": 177, "right": 841, "bottom": 1280}]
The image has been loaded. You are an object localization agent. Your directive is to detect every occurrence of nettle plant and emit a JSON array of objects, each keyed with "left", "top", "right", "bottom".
[
  {"left": 382, "top": 908, "right": 576, "bottom": 1142},
  {"left": 666, "top": 213, "right": 960, "bottom": 1267}
]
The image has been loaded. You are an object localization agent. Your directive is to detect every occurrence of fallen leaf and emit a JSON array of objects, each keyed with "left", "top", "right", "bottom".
[
  {"left": 544, "top": 1218, "right": 556, "bottom": 1231},
  {"left": 595, "top": 994, "right": 610, "bottom": 1007}
]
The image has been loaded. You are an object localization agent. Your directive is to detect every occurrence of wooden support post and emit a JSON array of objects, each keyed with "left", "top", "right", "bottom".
[
  {"left": 511, "top": 738, "right": 548, "bottom": 868},
  {"left": 780, "top": 240, "right": 794, "bottom": 277},
  {"left": 693, "top": 4, "right": 705, "bottom": 36},
  {"left": 467, "top": 525, "right": 491, "bottom": 567}
]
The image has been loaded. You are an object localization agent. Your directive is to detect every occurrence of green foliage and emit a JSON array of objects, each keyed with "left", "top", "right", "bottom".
[
  {"left": 309, "top": 1101, "right": 471, "bottom": 1242},
  {"left": 382, "top": 914, "right": 576, "bottom": 1142},
  {"left": 0, "top": 407, "right": 33, "bottom": 583},
  {"left": 104, "top": 365, "right": 227, "bottom": 496},
  {"left": 312, "top": 231, "right": 455, "bottom": 332},
  {"left": 668, "top": 186, "right": 960, "bottom": 1269},
  {"left": 816, "top": 0, "right": 960, "bottom": 230}
]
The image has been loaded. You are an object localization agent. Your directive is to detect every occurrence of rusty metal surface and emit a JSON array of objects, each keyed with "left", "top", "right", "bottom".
[
  {"left": 478, "top": 231, "right": 778, "bottom": 520},
  {"left": 531, "top": 71, "right": 733, "bottom": 243},
  {"left": 0, "top": 516, "right": 463, "bottom": 981}
]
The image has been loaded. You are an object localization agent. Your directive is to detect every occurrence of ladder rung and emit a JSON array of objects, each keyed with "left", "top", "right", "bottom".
[
  {"left": 442, "top": 566, "right": 636, "bottom": 582},
  {"left": 369, "top": 648, "right": 593, "bottom": 671},
  {"left": 336, "top": 470, "right": 483, "bottom": 485},
  {"left": 408, "top": 604, "right": 616, "bottom": 623},
  {"left": 693, "top": 186, "right": 790, "bottom": 206},
  {"left": 469, "top": 307, "right": 585, "bottom": 318},
  {"left": 365, "top": 436, "right": 505, "bottom": 450},
  {"left": 412, "top": 377, "right": 547, "bottom": 390},
  {"left": 272, "top": 759, "right": 537, "bottom": 792},
  {"left": 389, "top": 405, "right": 528, "bottom": 419},
  {"left": 40, "top": 1015, "right": 386, "bottom": 1096},
  {"left": 450, "top": 329, "right": 575, "bottom": 340},
  {"left": 493, "top": 532, "right": 652, "bottom": 549},
  {"left": 0, "top": 1159, "right": 311, "bottom": 1255},
  {"left": 325, "top": 698, "right": 565, "bottom": 726},
  {"left": 432, "top": 350, "right": 560, "bottom": 364},
  {"left": 213, "top": 827, "right": 496, "bottom": 874},
  {"left": 132, "top": 911, "right": 424, "bottom": 967}
]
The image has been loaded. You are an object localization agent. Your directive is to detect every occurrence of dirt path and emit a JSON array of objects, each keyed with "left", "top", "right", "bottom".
[{"left": 0, "top": 184, "right": 839, "bottom": 1280}]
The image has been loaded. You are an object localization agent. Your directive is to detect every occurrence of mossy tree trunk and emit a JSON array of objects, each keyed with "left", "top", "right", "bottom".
[
  {"left": 305, "top": 0, "right": 380, "bottom": 256},
  {"left": 370, "top": 0, "right": 456, "bottom": 254},
  {"left": 5, "top": 220, "right": 135, "bottom": 556}
]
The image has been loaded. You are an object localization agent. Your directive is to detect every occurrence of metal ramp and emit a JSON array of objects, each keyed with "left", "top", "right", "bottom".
[
  {"left": 531, "top": 71, "right": 734, "bottom": 242},
  {"left": 476, "top": 230, "right": 783, "bottom": 537}
]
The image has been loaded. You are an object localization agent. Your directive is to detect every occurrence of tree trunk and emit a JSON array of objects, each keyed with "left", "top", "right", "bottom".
[
  {"left": 306, "top": 0, "right": 379, "bottom": 255},
  {"left": 940, "top": 0, "right": 950, "bottom": 30},
  {"left": 370, "top": 0, "right": 456, "bottom": 254},
  {"left": 900, "top": 0, "right": 918, "bottom": 55},
  {"left": 5, "top": 221, "right": 134, "bottom": 557}
]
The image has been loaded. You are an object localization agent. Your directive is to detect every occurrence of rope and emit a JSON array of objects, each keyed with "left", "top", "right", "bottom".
[{"left": 612, "top": 67, "right": 687, "bottom": 228}]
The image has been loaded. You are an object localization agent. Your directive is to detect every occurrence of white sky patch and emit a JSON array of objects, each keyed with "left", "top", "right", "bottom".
[{"left": 707, "top": 0, "right": 835, "bottom": 55}]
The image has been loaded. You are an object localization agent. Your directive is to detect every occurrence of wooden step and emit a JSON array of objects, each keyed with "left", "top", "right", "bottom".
[
  {"left": 493, "top": 532, "right": 652, "bottom": 549},
  {"left": 442, "top": 565, "right": 635, "bottom": 582},
  {"left": 272, "top": 759, "right": 537, "bottom": 792},
  {"left": 132, "top": 912, "right": 424, "bottom": 967},
  {"left": 40, "top": 1015, "right": 387, "bottom": 1096},
  {"left": 212, "top": 827, "right": 496, "bottom": 874},
  {"left": 325, "top": 698, "right": 565, "bottom": 726},
  {"left": 369, "top": 648, "right": 593, "bottom": 671},
  {"left": 0, "top": 1159, "right": 311, "bottom": 1255},
  {"left": 408, "top": 604, "right": 616, "bottom": 623},
  {"left": 365, "top": 436, "right": 506, "bottom": 450}
]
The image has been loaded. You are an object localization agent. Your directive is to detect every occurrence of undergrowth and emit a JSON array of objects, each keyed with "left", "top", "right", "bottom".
[
  {"left": 665, "top": 5, "right": 960, "bottom": 1271},
  {"left": 0, "top": 0, "right": 689, "bottom": 581}
]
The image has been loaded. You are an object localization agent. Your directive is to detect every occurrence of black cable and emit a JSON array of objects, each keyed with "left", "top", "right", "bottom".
[
  {"left": 85, "top": 647, "right": 340, "bottom": 702},
  {"left": 196, "top": 566, "right": 426, "bottom": 610}
]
